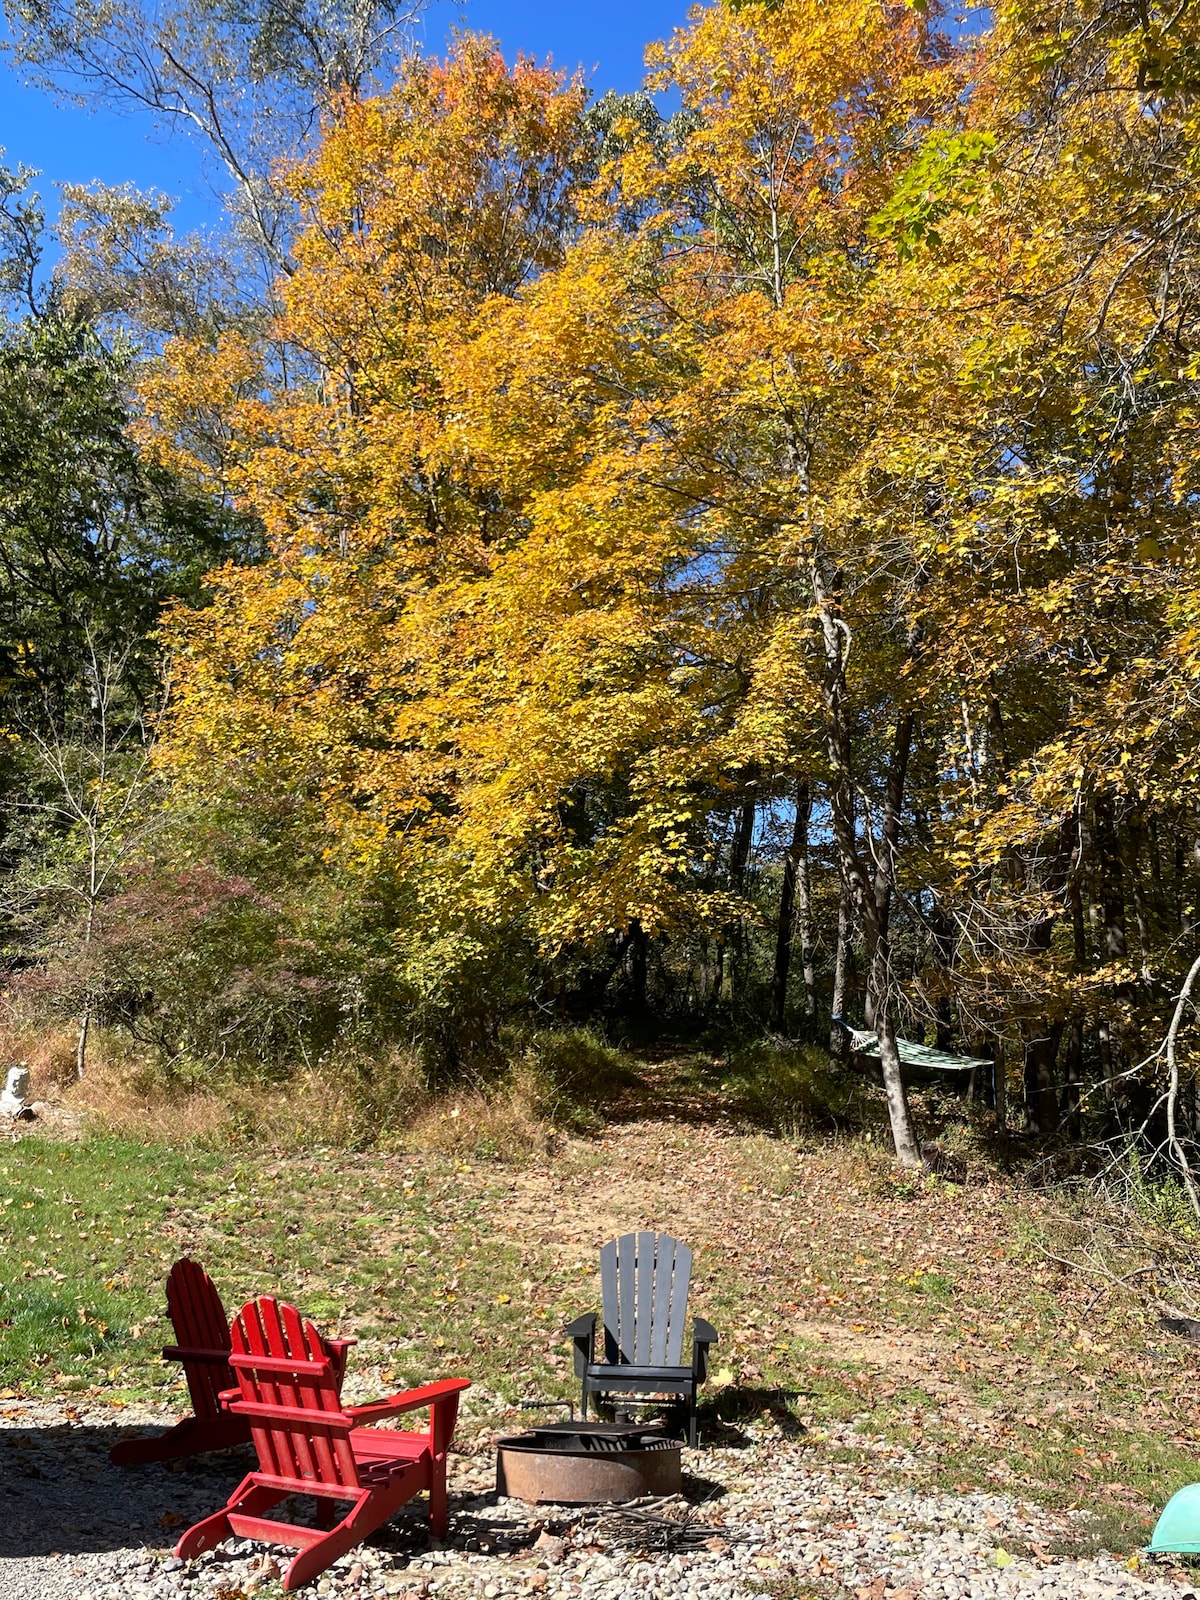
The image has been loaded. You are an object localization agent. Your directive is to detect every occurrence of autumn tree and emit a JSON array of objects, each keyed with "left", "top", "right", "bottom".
[
  {"left": 154, "top": 9, "right": 970, "bottom": 1159},
  {"left": 0, "top": 166, "right": 250, "bottom": 1071},
  {"left": 147, "top": 0, "right": 1200, "bottom": 1178},
  {"left": 4, "top": 0, "right": 429, "bottom": 280}
]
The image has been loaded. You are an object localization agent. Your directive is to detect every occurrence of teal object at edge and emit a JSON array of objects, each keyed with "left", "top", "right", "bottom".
[{"left": 1151, "top": 1484, "right": 1200, "bottom": 1552}]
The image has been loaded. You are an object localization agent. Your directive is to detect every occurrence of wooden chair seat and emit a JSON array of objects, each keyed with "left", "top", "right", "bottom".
[
  {"left": 584, "top": 1362, "right": 693, "bottom": 1383},
  {"left": 351, "top": 1429, "right": 433, "bottom": 1480}
]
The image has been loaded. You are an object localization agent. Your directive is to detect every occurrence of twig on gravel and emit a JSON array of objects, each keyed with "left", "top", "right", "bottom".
[{"left": 583, "top": 1495, "right": 737, "bottom": 1555}]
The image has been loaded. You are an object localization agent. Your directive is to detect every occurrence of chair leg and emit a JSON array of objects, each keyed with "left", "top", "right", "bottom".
[
  {"left": 284, "top": 1509, "right": 369, "bottom": 1593},
  {"left": 110, "top": 1414, "right": 249, "bottom": 1466},
  {"left": 284, "top": 1483, "right": 413, "bottom": 1593},
  {"left": 110, "top": 1417, "right": 201, "bottom": 1467},
  {"left": 429, "top": 1459, "right": 448, "bottom": 1538},
  {"left": 175, "top": 1504, "right": 234, "bottom": 1560},
  {"left": 688, "top": 1397, "right": 699, "bottom": 1450},
  {"left": 175, "top": 1478, "right": 282, "bottom": 1561}
]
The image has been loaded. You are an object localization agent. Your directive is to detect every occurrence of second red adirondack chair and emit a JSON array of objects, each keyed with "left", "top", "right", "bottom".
[
  {"left": 175, "top": 1295, "right": 469, "bottom": 1592},
  {"left": 110, "top": 1259, "right": 352, "bottom": 1466}
]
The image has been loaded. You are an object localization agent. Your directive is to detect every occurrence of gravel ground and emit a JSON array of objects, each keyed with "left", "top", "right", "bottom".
[{"left": 1, "top": 1396, "right": 1197, "bottom": 1600}]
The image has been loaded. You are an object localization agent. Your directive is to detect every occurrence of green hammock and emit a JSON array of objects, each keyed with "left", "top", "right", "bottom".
[{"left": 844, "top": 1027, "right": 990, "bottom": 1073}]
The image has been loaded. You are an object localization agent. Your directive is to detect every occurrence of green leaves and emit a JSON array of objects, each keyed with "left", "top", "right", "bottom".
[{"left": 867, "top": 132, "right": 999, "bottom": 259}]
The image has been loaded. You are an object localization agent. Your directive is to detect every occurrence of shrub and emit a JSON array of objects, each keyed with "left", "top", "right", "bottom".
[
  {"left": 722, "top": 1038, "right": 865, "bottom": 1133},
  {"left": 521, "top": 1026, "right": 639, "bottom": 1097},
  {"left": 9, "top": 863, "right": 358, "bottom": 1076}
]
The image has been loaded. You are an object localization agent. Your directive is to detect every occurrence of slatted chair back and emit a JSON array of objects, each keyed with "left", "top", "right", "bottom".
[
  {"left": 599, "top": 1230, "right": 693, "bottom": 1367},
  {"left": 165, "top": 1257, "right": 235, "bottom": 1422},
  {"left": 228, "top": 1296, "right": 361, "bottom": 1493}
]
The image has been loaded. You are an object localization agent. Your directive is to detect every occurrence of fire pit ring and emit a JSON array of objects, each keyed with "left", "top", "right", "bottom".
[{"left": 495, "top": 1420, "right": 683, "bottom": 1504}]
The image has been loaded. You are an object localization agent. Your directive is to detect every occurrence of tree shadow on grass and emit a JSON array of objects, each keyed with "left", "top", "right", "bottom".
[{"left": 702, "top": 1384, "right": 810, "bottom": 1448}]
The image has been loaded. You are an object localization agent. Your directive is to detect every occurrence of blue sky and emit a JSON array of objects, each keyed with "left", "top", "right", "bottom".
[{"left": 0, "top": 0, "right": 691, "bottom": 239}]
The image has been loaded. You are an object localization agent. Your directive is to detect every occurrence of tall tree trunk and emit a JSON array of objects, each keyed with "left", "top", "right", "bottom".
[
  {"left": 1066, "top": 867, "right": 1087, "bottom": 1141},
  {"left": 1094, "top": 798, "right": 1128, "bottom": 961},
  {"left": 871, "top": 959, "right": 922, "bottom": 1167},
  {"left": 730, "top": 796, "right": 755, "bottom": 881},
  {"left": 1063, "top": 1016, "right": 1083, "bottom": 1138},
  {"left": 864, "top": 707, "right": 921, "bottom": 1166},
  {"left": 770, "top": 780, "right": 813, "bottom": 1032},
  {"left": 1099, "top": 1018, "right": 1118, "bottom": 1112},
  {"left": 795, "top": 805, "right": 816, "bottom": 1028},
  {"left": 1023, "top": 1023, "right": 1063, "bottom": 1135},
  {"left": 76, "top": 1001, "right": 92, "bottom": 1081},
  {"left": 829, "top": 882, "right": 851, "bottom": 1059},
  {"left": 812, "top": 552, "right": 922, "bottom": 1166},
  {"left": 76, "top": 898, "right": 96, "bottom": 1079},
  {"left": 627, "top": 920, "right": 648, "bottom": 1016},
  {"left": 727, "top": 795, "right": 756, "bottom": 1004}
]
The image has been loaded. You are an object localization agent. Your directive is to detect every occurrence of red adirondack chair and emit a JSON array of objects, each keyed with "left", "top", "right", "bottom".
[
  {"left": 175, "top": 1295, "right": 469, "bottom": 1593},
  {"left": 110, "top": 1259, "right": 352, "bottom": 1466}
]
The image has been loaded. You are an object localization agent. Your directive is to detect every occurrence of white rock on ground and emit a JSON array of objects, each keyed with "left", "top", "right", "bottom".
[{"left": 1, "top": 1396, "right": 1196, "bottom": 1599}]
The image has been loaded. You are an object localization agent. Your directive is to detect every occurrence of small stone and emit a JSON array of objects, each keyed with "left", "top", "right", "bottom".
[{"left": 534, "top": 1533, "right": 565, "bottom": 1565}]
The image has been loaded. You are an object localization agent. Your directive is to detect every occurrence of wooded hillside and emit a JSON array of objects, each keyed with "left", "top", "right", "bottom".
[{"left": 2, "top": 0, "right": 1200, "bottom": 1179}]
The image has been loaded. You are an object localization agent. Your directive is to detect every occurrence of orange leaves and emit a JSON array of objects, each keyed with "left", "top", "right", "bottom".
[
  {"left": 150, "top": 38, "right": 603, "bottom": 930},
  {"left": 132, "top": 330, "right": 263, "bottom": 490},
  {"left": 144, "top": 0, "right": 1200, "bottom": 1040},
  {"left": 636, "top": 0, "right": 968, "bottom": 267},
  {"left": 152, "top": 8, "right": 981, "bottom": 961},
  {"left": 284, "top": 36, "right": 590, "bottom": 370}
]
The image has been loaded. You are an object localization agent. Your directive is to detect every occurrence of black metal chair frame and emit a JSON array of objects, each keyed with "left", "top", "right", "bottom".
[{"left": 565, "top": 1230, "right": 718, "bottom": 1448}]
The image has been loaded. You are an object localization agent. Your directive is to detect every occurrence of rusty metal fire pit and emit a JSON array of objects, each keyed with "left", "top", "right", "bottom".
[{"left": 495, "top": 1420, "right": 683, "bottom": 1504}]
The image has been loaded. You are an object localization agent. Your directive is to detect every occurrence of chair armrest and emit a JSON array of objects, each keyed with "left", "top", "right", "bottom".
[
  {"left": 346, "top": 1377, "right": 470, "bottom": 1429},
  {"left": 565, "top": 1312, "right": 596, "bottom": 1376},
  {"left": 692, "top": 1318, "right": 719, "bottom": 1382}
]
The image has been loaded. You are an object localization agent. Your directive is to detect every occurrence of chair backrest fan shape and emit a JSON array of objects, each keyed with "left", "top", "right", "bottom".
[
  {"left": 166, "top": 1257, "right": 234, "bottom": 1421},
  {"left": 599, "top": 1231, "right": 693, "bottom": 1366},
  {"left": 228, "top": 1295, "right": 361, "bottom": 1492}
]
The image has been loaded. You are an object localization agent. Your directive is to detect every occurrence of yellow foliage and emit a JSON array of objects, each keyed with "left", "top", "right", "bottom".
[{"left": 149, "top": 0, "right": 1200, "bottom": 1038}]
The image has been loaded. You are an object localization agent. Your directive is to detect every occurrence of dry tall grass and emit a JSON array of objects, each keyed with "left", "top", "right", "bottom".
[
  {"left": 407, "top": 1063, "right": 557, "bottom": 1158},
  {"left": 0, "top": 1026, "right": 569, "bottom": 1156},
  {"left": 0, "top": 1022, "right": 80, "bottom": 1095},
  {"left": 0, "top": 1015, "right": 641, "bottom": 1159}
]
